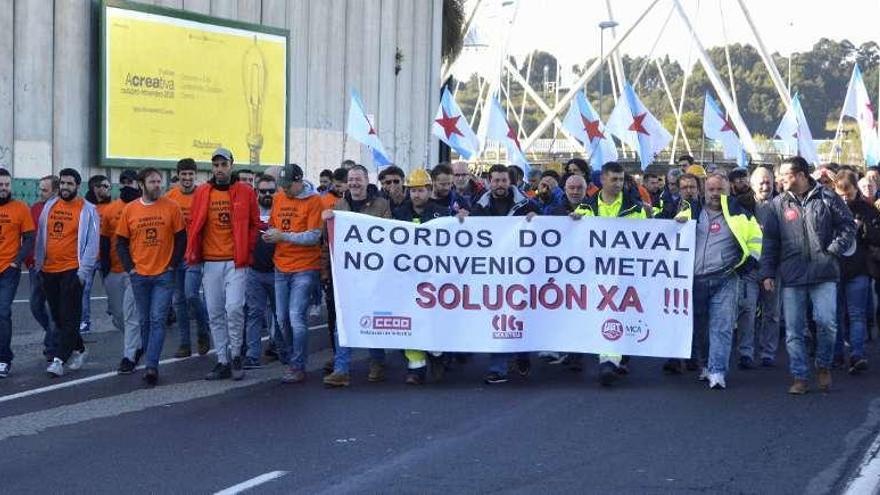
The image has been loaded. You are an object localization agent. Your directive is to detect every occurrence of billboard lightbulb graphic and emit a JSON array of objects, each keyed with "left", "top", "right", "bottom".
[{"left": 242, "top": 37, "right": 267, "bottom": 165}]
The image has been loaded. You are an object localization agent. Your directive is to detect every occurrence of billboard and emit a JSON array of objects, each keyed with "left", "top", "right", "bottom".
[{"left": 101, "top": 0, "right": 289, "bottom": 169}]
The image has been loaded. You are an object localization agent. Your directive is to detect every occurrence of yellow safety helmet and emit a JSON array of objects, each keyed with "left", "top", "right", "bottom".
[
  {"left": 685, "top": 164, "right": 707, "bottom": 178},
  {"left": 406, "top": 168, "right": 432, "bottom": 188}
]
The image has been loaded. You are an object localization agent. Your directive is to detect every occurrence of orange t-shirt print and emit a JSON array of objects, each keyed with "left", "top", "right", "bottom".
[
  {"left": 165, "top": 186, "right": 195, "bottom": 228},
  {"left": 115, "top": 198, "right": 184, "bottom": 276},
  {"left": 100, "top": 199, "right": 127, "bottom": 273},
  {"left": 43, "top": 197, "right": 84, "bottom": 273},
  {"left": 270, "top": 193, "right": 324, "bottom": 273},
  {"left": 0, "top": 200, "right": 35, "bottom": 271},
  {"left": 201, "top": 188, "right": 234, "bottom": 261}
]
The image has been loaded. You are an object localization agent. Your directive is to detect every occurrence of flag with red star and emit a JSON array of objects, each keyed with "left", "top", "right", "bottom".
[
  {"left": 346, "top": 89, "right": 392, "bottom": 166},
  {"left": 842, "top": 64, "right": 880, "bottom": 165},
  {"left": 432, "top": 88, "right": 480, "bottom": 159},
  {"left": 561, "top": 89, "right": 618, "bottom": 169},
  {"left": 478, "top": 96, "right": 530, "bottom": 172},
  {"left": 606, "top": 82, "right": 672, "bottom": 169},
  {"left": 703, "top": 92, "right": 747, "bottom": 166},
  {"left": 775, "top": 93, "right": 819, "bottom": 165}
]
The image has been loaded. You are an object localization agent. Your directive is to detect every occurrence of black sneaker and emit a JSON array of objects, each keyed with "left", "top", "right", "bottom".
[
  {"left": 231, "top": 357, "right": 244, "bottom": 381},
  {"left": 483, "top": 372, "right": 509, "bottom": 385},
  {"left": 242, "top": 357, "right": 262, "bottom": 370},
  {"left": 598, "top": 362, "right": 619, "bottom": 386},
  {"left": 205, "top": 363, "right": 232, "bottom": 380},
  {"left": 849, "top": 357, "right": 869, "bottom": 374},
  {"left": 264, "top": 346, "right": 279, "bottom": 362},
  {"left": 133, "top": 348, "right": 144, "bottom": 366},
  {"left": 662, "top": 359, "right": 682, "bottom": 375},
  {"left": 117, "top": 358, "right": 136, "bottom": 375},
  {"left": 760, "top": 357, "right": 776, "bottom": 368},
  {"left": 738, "top": 356, "right": 755, "bottom": 370},
  {"left": 514, "top": 358, "right": 531, "bottom": 377},
  {"left": 143, "top": 367, "right": 158, "bottom": 387}
]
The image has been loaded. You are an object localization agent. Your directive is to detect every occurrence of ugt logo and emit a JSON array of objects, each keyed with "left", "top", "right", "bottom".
[{"left": 492, "top": 314, "right": 524, "bottom": 339}]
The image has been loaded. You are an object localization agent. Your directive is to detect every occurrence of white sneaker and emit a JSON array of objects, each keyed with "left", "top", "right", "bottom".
[
  {"left": 698, "top": 367, "right": 710, "bottom": 381},
  {"left": 67, "top": 350, "right": 87, "bottom": 371},
  {"left": 708, "top": 373, "right": 726, "bottom": 390},
  {"left": 0, "top": 362, "right": 9, "bottom": 378},
  {"left": 47, "top": 357, "right": 64, "bottom": 377}
]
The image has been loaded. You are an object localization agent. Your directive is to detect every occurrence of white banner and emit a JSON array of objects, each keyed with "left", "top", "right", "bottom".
[{"left": 330, "top": 211, "right": 696, "bottom": 358}]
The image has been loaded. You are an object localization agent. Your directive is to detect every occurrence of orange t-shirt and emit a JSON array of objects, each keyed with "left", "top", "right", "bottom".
[
  {"left": 0, "top": 200, "right": 35, "bottom": 271},
  {"left": 43, "top": 197, "right": 85, "bottom": 273},
  {"left": 201, "top": 188, "right": 234, "bottom": 261},
  {"left": 270, "top": 193, "right": 324, "bottom": 273},
  {"left": 319, "top": 193, "right": 339, "bottom": 211},
  {"left": 100, "top": 199, "right": 127, "bottom": 273},
  {"left": 115, "top": 198, "right": 184, "bottom": 276},
  {"left": 165, "top": 186, "right": 195, "bottom": 228}
]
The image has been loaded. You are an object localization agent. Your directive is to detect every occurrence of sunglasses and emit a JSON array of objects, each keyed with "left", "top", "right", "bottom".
[
  {"left": 258, "top": 189, "right": 276, "bottom": 195},
  {"left": 382, "top": 179, "right": 401, "bottom": 185},
  {"left": 97, "top": 184, "right": 111, "bottom": 189}
]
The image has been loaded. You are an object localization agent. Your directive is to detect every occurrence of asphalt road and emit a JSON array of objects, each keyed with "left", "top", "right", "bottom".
[{"left": 1, "top": 274, "right": 879, "bottom": 494}]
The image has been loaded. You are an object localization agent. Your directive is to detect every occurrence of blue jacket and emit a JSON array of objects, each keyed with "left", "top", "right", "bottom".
[
  {"left": 760, "top": 180, "right": 856, "bottom": 286},
  {"left": 35, "top": 195, "right": 100, "bottom": 282}
]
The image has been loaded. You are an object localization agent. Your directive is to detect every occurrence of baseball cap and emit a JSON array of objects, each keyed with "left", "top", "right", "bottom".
[
  {"left": 211, "top": 147, "right": 233, "bottom": 161},
  {"left": 279, "top": 163, "right": 304, "bottom": 185}
]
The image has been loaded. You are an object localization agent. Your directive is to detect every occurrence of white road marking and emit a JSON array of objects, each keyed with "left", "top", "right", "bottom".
[
  {"left": 214, "top": 471, "right": 288, "bottom": 495},
  {"left": 0, "top": 323, "right": 328, "bottom": 404},
  {"left": 13, "top": 296, "right": 108, "bottom": 304},
  {"left": 842, "top": 431, "right": 880, "bottom": 495}
]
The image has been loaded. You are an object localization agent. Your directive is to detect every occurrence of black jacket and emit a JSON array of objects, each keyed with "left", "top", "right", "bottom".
[
  {"left": 392, "top": 201, "right": 453, "bottom": 223},
  {"left": 841, "top": 196, "right": 880, "bottom": 280},
  {"left": 470, "top": 187, "right": 540, "bottom": 217},
  {"left": 760, "top": 180, "right": 856, "bottom": 286}
]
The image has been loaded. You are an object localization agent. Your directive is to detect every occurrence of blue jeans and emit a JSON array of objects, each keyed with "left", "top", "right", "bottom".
[
  {"left": 275, "top": 270, "right": 318, "bottom": 371},
  {"left": 736, "top": 276, "right": 760, "bottom": 360},
  {"left": 246, "top": 270, "right": 282, "bottom": 360},
  {"left": 29, "top": 267, "right": 55, "bottom": 357},
  {"left": 0, "top": 266, "right": 21, "bottom": 364},
  {"left": 837, "top": 275, "right": 871, "bottom": 360},
  {"left": 756, "top": 279, "right": 781, "bottom": 360},
  {"left": 692, "top": 272, "right": 739, "bottom": 374},
  {"left": 782, "top": 281, "right": 838, "bottom": 379},
  {"left": 130, "top": 271, "right": 175, "bottom": 369},
  {"left": 174, "top": 263, "right": 209, "bottom": 348},
  {"left": 80, "top": 270, "right": 95, "bottom": 329},
  {"left": 333, "top": 332, "right": 386, "bottom": 374}
]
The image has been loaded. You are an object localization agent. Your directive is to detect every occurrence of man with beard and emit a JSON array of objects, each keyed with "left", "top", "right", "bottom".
[
  {"left": 186, "top": 148, "right": 259, "bottom": 381},
  {"left": 318, "top": 169, "right": 333, "bottom": 193},
  {"left": 165, "top": 158, "right": 211, "bottom": 357},
  {"left": 116, "top": 168, "right": 185, "bottom": 386},
  {"left": 470, "top": 164, "right": 540, "bottom": 385},
  {"left": 748, "top": 167, "right": 780, "bottom": 367},
  {"left": 378, "top": 165, "right": 408, "bottom": 210},
  {"left": 727, "top": 167, "right": 760, "bottom": 370},
  {"left": 0, "top": 169, "right": 34, "bottom": 378},
  {"left": 81, "top": 174, "right": 111, "bottom": 334},
  {"left": 104, "top": 178, "right": 144, "bottom": 374},
  {"left": 25, "top": 175, "right": 58, "bottom": 360},
  {"left": 451, "top": 161, "right": 485, "bottom": 206},
  {"left": 36, "top": 168, "right": 99, "bottom": 377},
  {"left": 430, "top": 163, "right": 469, "bottom": 212}
]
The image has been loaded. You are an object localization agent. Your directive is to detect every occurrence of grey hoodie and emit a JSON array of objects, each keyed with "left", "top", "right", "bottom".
[
  {"left": 34, "top": 195, "right": 100, "bottom": 282},
  {"left": 279, "top": 180, "right": 322, "bottom": 246}
]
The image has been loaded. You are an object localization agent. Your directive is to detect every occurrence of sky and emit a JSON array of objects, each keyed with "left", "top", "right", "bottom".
[{"left": 460, "top": 0, "right": 880, "bottom": 78}]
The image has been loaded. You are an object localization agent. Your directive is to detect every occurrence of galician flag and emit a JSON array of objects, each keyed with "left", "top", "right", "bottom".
[
  {"left": 606, "top": 82, "right": 672, "bottom": 169},
  {"left": 775, "top": 93, "right": 820, "bottom": 165},
  {"left": 702, "top": 92, "right": 748, "bottom": 167},
  {"left": 433, "top": 87, "right": 480, "bottom": 159},
  {"left": 842, "top": 64, "right": 880, "bottom": 165},
  {"left": 561, "top": 89, "right": 618, "bottom": 169},
  {"left": 346, "top": 89, "right": 392, "bottom": 166},
  {"left": 479, "top": 96, "right": 530, "bottom": 172}
]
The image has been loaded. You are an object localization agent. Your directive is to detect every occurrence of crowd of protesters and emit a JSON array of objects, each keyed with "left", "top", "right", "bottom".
[{"left": 0, "top": 150, "right": 873, "bottom": 394}]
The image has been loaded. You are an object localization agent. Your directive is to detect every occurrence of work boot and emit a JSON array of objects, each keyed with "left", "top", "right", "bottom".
[
  {"left": 323, "top": 371, "right": 351, "bottom": 388},
  {"left": 174, "top": 346, "right": 192, "bottom": 359},
  {"left": 405, "top": 367, "right": 426, "bottom": 385},
  {"left": 367, "top": 360, "right": 386, "bottom": 383},
  {"left": 788, "top": 379, "right": 809, "bottom": 395},
  {"left": 281, "top": 366, "right": 306, "bottom": 384},
  {"left": 662, "top": 359, "right": 682, "bottom": 375},
  {"left": 598, "top": 362, "right": 619, "bottom": 386},
  {"left": 849, "top": 357, "right": 869, "bottom": 375},
  {"left": 323, "top": 359, "right": 335, "bottom": 375},
  {"left": 197, "top": 335, "right": 210, "bottom": 356},
  {"left": 817, "top": 367, "right": 832, "bottom": 391},
  {"left": 428, "top": 354, "right": 448, "bottom": 382}
]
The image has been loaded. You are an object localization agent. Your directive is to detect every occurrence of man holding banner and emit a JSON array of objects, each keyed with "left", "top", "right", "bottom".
[{"left": 469, "top": 164, "right": 541, "bottom": 385}]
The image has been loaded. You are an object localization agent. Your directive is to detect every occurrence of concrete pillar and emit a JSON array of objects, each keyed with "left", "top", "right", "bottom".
[
  {"left": 377, "top": 0, "right": 398, "bottom": 166},
  {"left": 260, "top": 0, "right": 286, "bottom": 28},
  {"left": 409, "top": 0, "right": 430, "bottom": 171},
  {"left": 54, "top": 0, "right": 95, "bottom": 177},
  {"left": 393, "top": 0, "right": 414, "bottom": 168},
  {"left": 13, "top": 0, "right": 54, "bottom": 178},
  {"left": 343, "top": 0, "right": 366, "bottom": 164},
  {"left": 322, "top": 0, "right": 346, "bottom": 172},
  {"left": 0, "top": 0, "right": 13, "bottom": 171},
  {"left": 287, "top": 0, "right": 309, "bottom": 166},
  {"left": 305, "top": 0, "right": 328, "bottom": 172},
  {"left": 211, "top": 0, "right": 237, "bottom": 19},
  {"left": 154, "top": 0, "right": 184, "bottom": 8},
  {"left": 183, "top": 0, "right": 210, "bottom": 14},
  {"left": 428, "top": 0, "right": 442, "bottom": 166},
  {"left": 237, "top": 0, "right": 260, "bottom": 23}
]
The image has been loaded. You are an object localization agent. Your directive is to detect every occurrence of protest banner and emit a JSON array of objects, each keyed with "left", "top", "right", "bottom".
[{"left": 330, "top": 211, "right": 696, "bottom": 358}]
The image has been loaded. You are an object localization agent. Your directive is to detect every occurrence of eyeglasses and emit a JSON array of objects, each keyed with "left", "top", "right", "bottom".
[
  {"left": 382, "top": 179, "right": 401, "bottom": 185},
  {"left": 258, "top": 189, "right": 276, "bottom": 195},
  {"left": 97, "top": 184, "right": 110, "bottom": 189},
  {"left": 453, "top": 173, "right": 469, "bottom": 178}
]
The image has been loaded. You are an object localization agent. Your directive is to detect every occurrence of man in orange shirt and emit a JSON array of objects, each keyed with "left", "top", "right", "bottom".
[
  {"left": 35, "top": 168, "right": 99, "bottom": 377},
  {"left": 262, "top": 164, "right": 323, "bottom": 383},
  {"left": 0, "top": 169, "right": 35, "bottom": 378},
  {"left": 26, "top": 175, "right": 58, "bottom": 361},
  {"left": 165, "top": 158, "right": 210, "bottom": 357},
  {"left": 117, "top": 168, "right": 185, "bottom": 387},
  {"left": 101, "top": 181, "right": 143, "bottom": 374},
  {"left": 82, "top": 174, "right": 112, "bottom": 335},
  {"left": 185, "top": 148, "right": 259, "bottom": 381}
]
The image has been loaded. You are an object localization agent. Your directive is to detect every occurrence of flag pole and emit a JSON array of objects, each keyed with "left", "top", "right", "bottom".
[{"left": 655, "top": 59, "right": 692, "bottom": 156}]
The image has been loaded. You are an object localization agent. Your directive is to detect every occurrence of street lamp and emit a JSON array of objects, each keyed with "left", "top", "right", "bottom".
[{"left": 598, "top": 20, "right": 618, "bottom": 120}]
